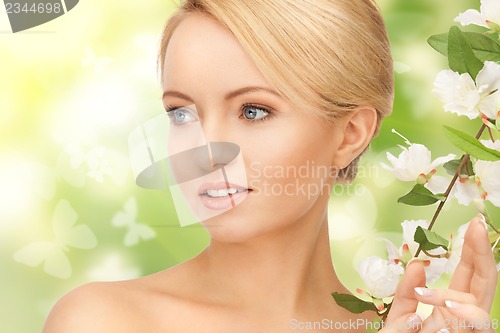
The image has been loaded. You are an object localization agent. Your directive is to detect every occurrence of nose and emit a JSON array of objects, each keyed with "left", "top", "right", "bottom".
[
  {"left": 200, "top": 114, "right": 225, "bottom": 144},
  {"left": 195, "top": 116, "right": 240, "bottom": 172}
]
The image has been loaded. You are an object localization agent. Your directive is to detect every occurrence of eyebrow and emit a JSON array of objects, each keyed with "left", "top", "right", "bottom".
[
  {"left": 224, "top": 86, "right": 281, "bottom": 101},
  {"left": 162, "top": 86, "right": 281, "bottom": 102}
]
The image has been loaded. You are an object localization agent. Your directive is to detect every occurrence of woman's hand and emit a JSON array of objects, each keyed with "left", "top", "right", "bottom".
[
  {"left": 381, "top": 215, "right": 498, "bottom": 333},
  {"left": 414, "top": 216, "right": 498, "bottom": 332}
]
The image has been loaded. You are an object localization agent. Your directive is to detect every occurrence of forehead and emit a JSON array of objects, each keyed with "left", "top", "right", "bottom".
[{"left": 162, "top": 13, "right": 270, "bottom": 94}]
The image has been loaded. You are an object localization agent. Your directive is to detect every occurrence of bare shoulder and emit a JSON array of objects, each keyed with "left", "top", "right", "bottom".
[
  {"left": 42, "top": 260, "right": 210, "bottom": 333},
  {"left": 42, "top": 281, "right": 139, "bottom": 332}
]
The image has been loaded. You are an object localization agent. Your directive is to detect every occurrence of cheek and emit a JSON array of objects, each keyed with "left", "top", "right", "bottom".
[
  {"left": 243, "top": 128, "right": 338, "bottom": 197},
  {"left": 247, "top": 125, "right": 335, "bottom": 168}
]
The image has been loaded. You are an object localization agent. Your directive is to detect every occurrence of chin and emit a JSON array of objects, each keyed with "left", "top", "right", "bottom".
[
  {"left": 200, "top": 208, "right": 265, "bottom": 244},
  {"left": 200, "top": 204, "right": 299, "bottom": 244}
]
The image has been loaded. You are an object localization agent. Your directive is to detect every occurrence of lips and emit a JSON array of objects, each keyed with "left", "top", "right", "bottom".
[
  {"left": 198, "top": 181, "right": 251, "bottom": 210},
  {"left": 198, "top": 181, "right": 250, "bottom": 197}
]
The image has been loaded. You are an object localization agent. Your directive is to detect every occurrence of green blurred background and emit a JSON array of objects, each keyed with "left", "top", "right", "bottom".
[{"left": 1, "top": 0, "right": 499, "bottom": 332}]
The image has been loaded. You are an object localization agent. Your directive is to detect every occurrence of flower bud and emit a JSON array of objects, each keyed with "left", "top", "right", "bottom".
[
  {"left": 487, "top": 20, "right": 500, "bottom": 34},
  {"left": 473, "top": 198, "right": 487, "bottom": 215},
  {"left": 416, "top": 173, "right": 427, "bottom": 185}
]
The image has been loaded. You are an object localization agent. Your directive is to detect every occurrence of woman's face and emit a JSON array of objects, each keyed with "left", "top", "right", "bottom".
[{"left": 162, "top": 13, "right": 349, "bottom": 242}]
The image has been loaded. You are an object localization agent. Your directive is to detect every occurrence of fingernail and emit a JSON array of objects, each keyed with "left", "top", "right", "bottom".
[
  {"left": 437, "top": 328, "right": 450, "bottom": 333},
  {"left": 445, "top": 300, "right": 462, "bottom": 309},
  {"left": 406, "top": 313, "right": 422, "bottom": 329},
  {"left": 478, "top": 213, "right": 486, "bottom": 222},
  {"left": 407, "top": 258, "right": 416, "bottom": 266},
  {"left": 414, "top": 287, "right": 433, "bottom": 296},
  {"left": 478, "top": 214, "right": 488, "bottom": 230},
  {"left": 407, "top": 258, "right": 423, "bottom": 267}
]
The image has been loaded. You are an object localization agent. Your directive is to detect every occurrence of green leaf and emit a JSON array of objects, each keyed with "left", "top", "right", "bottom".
[
  {"left": 443, "top": 157, "right": 474, "bottom": 176},
  {"left": 489, "top": 232, "right": 500, "bottom": 249},
  {"left": 443, "top": 126, "right": 500, "bottom": 161},
  {"left": 428, "top": 33, "right": 448, "bottom": 56},
  {"left": 494, "top": 250, "right": 500, "bottom": 268},
  {"left": 331, "top": 292, "right": 378, "bottom": 314},
  {"left": 429, "top": 32, "right": 500, "bottom": 62},
  {"left": 414, "top": 226, "right": 449, "bottom": 251},
  {"left": 448, "top": 26, "right": 484, "bottom": 80},
  {"left": 397, "top": 184, "right": 445, "bottom": 206},
  {"left": 366, "top": 317, "right": 383, "bottom": 333},
  {"left": 487, "top": 21, "right": 500, "bottom": 33}
]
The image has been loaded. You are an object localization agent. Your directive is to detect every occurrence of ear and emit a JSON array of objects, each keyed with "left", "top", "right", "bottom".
[{"left": 331, "top": 106, "right": 378, "bottom": 170}]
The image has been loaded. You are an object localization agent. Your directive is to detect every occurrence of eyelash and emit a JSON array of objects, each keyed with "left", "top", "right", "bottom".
[
  {"left": 164, "top": 104, "right": 184, "bottom": 126},
  {"left": 239, "top": 103, "right": 275, "bottom": 124},
  {"left": 164, "top": 104, "right": 276, "bottom": 124},
  {"left": 165, "top": 105, "right": 176, "bottom": 112}
]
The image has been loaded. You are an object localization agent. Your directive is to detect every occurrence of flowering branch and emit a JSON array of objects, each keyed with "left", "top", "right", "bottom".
[
  {"left": 332, "top": 0, "right": 500, "bottom": 329},
  {"left": 415, "top": 123, "right": 487, "bottom": 257}
]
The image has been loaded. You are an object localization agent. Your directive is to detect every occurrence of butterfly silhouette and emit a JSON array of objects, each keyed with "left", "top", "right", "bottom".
[
  {"left": 57, "top": 143, "right": 124, "bottom": 187},
  {"left": 14, "top": 199, "right": 97, "bottom": 279},
  {"left": 81, "top": 48, "right": 112, "bottom": 73},
  {"left": 112, "top": 197, "right": 156, "bottom": 247}
]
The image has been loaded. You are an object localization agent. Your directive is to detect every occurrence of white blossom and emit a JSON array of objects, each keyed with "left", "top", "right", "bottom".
[
  {"left": 433, "top": 62, "right": 500, "bottom": 120},
  {"left": 454, "top": 0, "right": 500, "bottom": 31},
  {"left": 454, "top": 140, "right": 500, "bottom": 207},
  {"left": 357, "top": 256, "right": 404, "bottom": 299},
  {"left": 381, "top": 138, "right": 454, "bottom": 194},
  {"left": 384, "top": 220, "right": 448, "bottom": 285},
  {"left": 445, "top": 222, "right": 470, "bottom": 273},
  {"left": 425, "top": 175, "right": 452, "bottom": 196}
]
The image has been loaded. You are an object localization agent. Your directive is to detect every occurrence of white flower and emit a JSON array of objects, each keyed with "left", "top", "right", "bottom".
[
  {"left": 357, "top": 256, "right": 404, "bottom": 299},
  {"left": 384, "top": 220, "right": 448, "bottom": 285},
  {"left": 454, "top": 180, "right": 482, "bottom": 205},
  {"left": 454, "top": 0, "right": 500, "bottom": 31},
  {"left": 425, "top": 175, "right": 452, "bottom": 196},
  {"left": 482, "top": 139, "right": 500, "bottom": 152},
  {"left": 381, "top": 144, "right": 453, "bottom": 181},
  {"left": 475, "top": 160, "right": 500, "bottom": 206},
  {"left": 445, "top": 222, "right": 470, "bottom": 274},
  {"left": 433, "top": 62, "right": 500, "bottom": 120},
  {"left": 454, "top": 140, "right": 500, "bottom": 207},
  {"left": 381, "top": 135, "right": 454, "bottom": 193}
]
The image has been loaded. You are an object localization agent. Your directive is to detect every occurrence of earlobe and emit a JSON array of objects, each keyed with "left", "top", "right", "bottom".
[{"left": 331, "top": 106, "right": 378, "bottom": 169}]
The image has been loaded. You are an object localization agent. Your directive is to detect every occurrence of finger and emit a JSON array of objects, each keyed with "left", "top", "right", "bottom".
[
  {"left": 444, "top": 300, "right": 496, "bottom": 333},
  {"left": 419, "top": 323, "right": 450, "bottom": 333},
  {"left": 417, "top": 311, "right": 449, "bottom": 333},
  {"left": 413, "top": 287, "right": 476, "bottom": 307},
  {"left": 467, "top": 219, "right": 498, "bottom": 311},
  {"left": 449, "top": 218, "right": 498, "bottom": 310},
  {"left": 378, "top": 313, "right": 424, "bottom": 333},
  {"left": 448, "top": 216, "right": 481, "bottom": 292},
  {"left": 386, "top": 260, "right": 426, "bottom": 323}
]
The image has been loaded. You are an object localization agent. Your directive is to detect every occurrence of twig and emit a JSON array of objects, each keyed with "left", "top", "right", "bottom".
[
  {"left": 381, "top": 302, "right": 392, "bottom": 322},
  {"left": 487, "top": 127, "right": 495, "bottom": 142},
  {"left": 414, "top": 124, "right": 487, "bottom": 257},
  {"left": 484, "top": 215, "right": 500, "bottom": 234},
  {"left": 422, "top": 249, "right": 446, "bottom": 259}
]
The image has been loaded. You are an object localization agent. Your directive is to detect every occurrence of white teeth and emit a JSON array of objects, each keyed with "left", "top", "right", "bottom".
[{"left": 206, "top": 188, "right": 241, "bottom": 197}]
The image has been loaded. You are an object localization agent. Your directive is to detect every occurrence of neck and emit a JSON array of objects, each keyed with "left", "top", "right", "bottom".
[{"left": 194, "top": 194, "right": 347, "bottom": 315}]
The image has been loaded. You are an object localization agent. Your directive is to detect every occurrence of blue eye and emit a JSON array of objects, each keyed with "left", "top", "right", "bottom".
[
  {"left": 242, "top": 105, "right": 271, "bottom": 122},
  {"left": 166, "top": 107, "right": 197, "bottom": 125}
]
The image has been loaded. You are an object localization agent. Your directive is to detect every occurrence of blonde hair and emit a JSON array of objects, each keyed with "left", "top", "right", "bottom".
[{"left": 158, "top": 0, "right": 394, "bottom": 183}]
